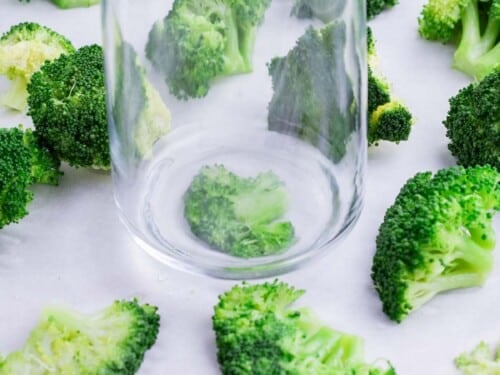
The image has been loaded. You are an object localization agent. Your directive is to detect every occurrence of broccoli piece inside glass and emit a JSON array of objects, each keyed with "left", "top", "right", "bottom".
[
  {"left": 183, "top": 164, "right": 295, "bottom": 258},
  {"left": 371, "top": 165, "right": 499, "bottom": 323},
  {"left": 290, "top": 0, "right": 346, "bottom": 23}
]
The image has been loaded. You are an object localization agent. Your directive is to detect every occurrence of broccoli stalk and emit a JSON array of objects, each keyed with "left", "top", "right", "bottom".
[{"left": 213, "top": 281, "right": 396, "bottom": 374}]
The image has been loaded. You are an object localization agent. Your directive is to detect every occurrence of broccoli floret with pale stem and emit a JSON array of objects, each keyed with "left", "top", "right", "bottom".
[{"left": 455, "top": 341, "right": 500, "bottom": 374}]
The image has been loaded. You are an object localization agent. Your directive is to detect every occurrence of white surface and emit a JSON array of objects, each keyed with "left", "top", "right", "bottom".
[{"left": 0, "top": 0, "right": 499, "bottom": 374}]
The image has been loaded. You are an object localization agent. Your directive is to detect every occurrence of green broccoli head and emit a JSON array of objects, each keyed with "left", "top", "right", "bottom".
[
  {"left": 183, "top": 164, "right": 295, "bottom": 258},
  {"left": 146, "top": 0, "right": 271, "bottom": 99},
  {"left": 0, "top": 299, "right": 160, "bottom": 373},
  {"left": 371, "top": 165, "right": 500, "bottom": 323},
  {"left": 0, "top": 22, "right": 74, "bottom": 111},
  {"left": 455, "top": 341, "right": 500, "bottom": 374},
  {"left": 213, "top": 280, "right": 396, "bottom": 375},
  {"left": 443, "top": 67, "right": 499, "bottom": 169},
  {"left": 27, "top": 44, "right": 109, "bottom": 170},
  {"left": 418, "top": 0, "right": 500, "bottom": 80},
  {"left": 0, "top": 126, "right": 60, "bottom": 229},
  {"left": 367, "top": 0, "right": 399, "bottom": 19}
]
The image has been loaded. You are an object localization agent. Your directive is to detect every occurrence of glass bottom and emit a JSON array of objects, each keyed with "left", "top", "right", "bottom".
[{"left": 116, "top": 125, "right": 363, "bottom": 279}]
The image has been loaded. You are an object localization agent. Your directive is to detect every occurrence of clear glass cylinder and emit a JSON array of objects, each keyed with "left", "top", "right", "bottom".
[{"left": 102, "top": 0, "right": 367, "bottom": 279}]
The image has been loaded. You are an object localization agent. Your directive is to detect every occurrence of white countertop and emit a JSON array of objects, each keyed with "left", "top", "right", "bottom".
[{"left": 1, "top": 0, "right": 499, "bottom": 374}]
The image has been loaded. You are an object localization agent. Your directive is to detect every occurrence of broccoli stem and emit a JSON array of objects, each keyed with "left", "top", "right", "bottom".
[
  {"left": 51, "top": 0, "right": 100, "bottom": 8},
  {"left": 0, "top": 76, "right": 27, "bottom": 111},
  {"left": 222, "top": 10, "right": 249, "bottom": 75}
]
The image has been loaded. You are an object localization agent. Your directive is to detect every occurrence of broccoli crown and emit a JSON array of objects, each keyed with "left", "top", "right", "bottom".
[
  {"left": 267, "top": 22, "right": 355, "bottom": 163},
  {"left": 367, "top": 0, "right": 399, "bottom": 19},
  {"left": 213, "top": 281, "right": 396, "bottom": 375},
  {"left": 0, "top": 299, "right": 160, "bottom": 374},
  {"left": 0, "top": 22, "right": 74, "bottom": 111},
  {"left": 443, "top": 67, "right": 499, "bottom": 169},
  {"left": 455, "top": 341, "right": 500, "bottom": 374},
  {"left": 27, "top": 44, "right": 109, "bottom": 169},
  {"left": 371, "top": 165, "right": 500, "bottom": 323},
  {"left": 146, "top": 0, "right": 271, "bottom": 99},
  {"left": 290, "top": 0, "right": 346, "bottom": 23},
  {"left": 418, "top": 0, "right": 500, "bottom": 80},
  {"left": 0, "top": 126, "right": 60, "bottom": 229},
  {"left": 183, "top": 164, "right": 295, "bottom": 258}
]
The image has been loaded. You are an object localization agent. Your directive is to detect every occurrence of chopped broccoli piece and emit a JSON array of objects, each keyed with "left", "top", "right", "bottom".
[
  {"left": 0, "top": 126, "right": 60, "bottom": 229},
  {"left": 443, "top": 67, "right": 499, "bottom": 169},
  {"left": 146, "top": 0, "right": 271, "bottom": 99},
  {"left": 455, "top": 341, "right": 500, "bottom": 374},
  {"left": 213, "top": 280, "right": 396, "bottom": 374},
  {"left": 267, "top": 22, "right": 355, "bottom": 163},
  {"left": 371, "top": 165, "right": 500, "bottom": 323},
  {"left": 0, "top": 299, "right": 160, "bottom": 374},
  {"left": 367, "top": 0, "right": 399, "bottom": 19},
  {"left": 290, "top": 0, "right": 346, "bottom": 23},
  {"left": 418, "top": 0, "right": 500, "bottom": 80},
  {"left": 18, "top": 0, "right": 100, "bottom": 8},
  {"left": 183, "top": 165, "right": 295, "bottom": 258},
  {"left": 0, "top": 22, "right": 74, "bottom": 111},
  {"left": 27, "top": 44, "right": 109, "bottom": 170}
]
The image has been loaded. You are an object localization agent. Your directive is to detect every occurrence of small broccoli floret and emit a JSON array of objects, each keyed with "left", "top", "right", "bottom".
[
  {"left": 146, "top": 0, "right": 271, "bottom": 99},
  {"left": 455, "top": 341, "right": 500, "bottom": 374},
  {"left": 371, "top": 165, "right": 500, "bottom": 323},
  {"left": 443, "top": 67, "right": 499, "bottom": 169},
  {"left": 367, "top": 0, "right": 399, "bottom": 19},
  {"left": 213, "top": 280, "right": 396, "bottom": 375},
  {"left": 184, "top": 165, "right": 295, "bottom": 258},
  {"left": 18, "top": 0, "right": 100, "bottom": 8},
  {"left": 267, "top": 22, "right": 355, "bottom": 163},
  {"left": 0, "top": 299, "right": 160, "bottom": 374},
  {"left": 290, "top": 0, "right": 346, "bottom": 23},
  {"left": 0, "top": 126, "right": 61, "bottom": 229},
  {"left": 27, "top": 44, "right": 109, "bottom": 170},
  {"left": 418, "top": 0, "right": 500, "bottom": 80},
  {"left": 0, "top": 22, "right": 74, "bottom": 111}
]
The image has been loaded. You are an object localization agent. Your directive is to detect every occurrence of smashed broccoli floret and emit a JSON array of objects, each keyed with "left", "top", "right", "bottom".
[
  {"left": 267, "top": 22, "right": 355, "bottom": 163},
  {"left": 0, "top": 126, "right": 60, "bottom": 229},
  {"left": 0, "top": 22, "right": 74, "bottom": 111},
  {"left": 455, "top": 341, "right": 500, "bottom": 374},
  {"left": 146, "top": 0, "right": 271, "bottom": 99},
  {"left": 213, "top": 280, "right": 396, "bottom": 374},
  {"left": 371, "top": 165, "right": 500, "bottom": 323},
  {"left": 443, "top": 67, "right": 499, "bottom": 169},
  {"left": 367, "top": 0, "right": 399, "bottom": 19},
  {"left": 0, "top": 299, "right": 160, "bottom": 374},
  {"left": 418, "top": 0, "right": 500, "bottom": 80},
  {"left": 18, "top": 0, "right": 100, "bottom": 8},
  {"left": 184, "top": 165, "right": 295, "bottom": 258},
  {"left": 27, "top": 44, "right": 109, "bottom": 170}
]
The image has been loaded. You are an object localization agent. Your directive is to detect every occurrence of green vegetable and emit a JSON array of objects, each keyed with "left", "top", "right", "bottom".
[
  {"left": 418, "top": 0, "right": 500, "bottom": 80},
  {"left": 367, "top": 0, "right": 399, "bottom": 19},
  {"left": 267, "top": 22, "right": 355, "bottom": 163},
  {"left": 455, "top": 341, "right": 500, "bottom": 374},
  {"left": 0, "top": 299, "right": 160, "bottom": 374},
  {"left": 146, "top": 0, "right": 271, "bottom": 99},
  {"left": 18, "top": 0, "right": 100, "bottom": 9},
  {"left": 443, "top": 67, "right": 499, "bottom": 169},
  {"left": 290, "top": 0, "right": 346, "bottom": 23},
  {"left": 0, "top": 126, "right": 61, "bottom": 229},
  {"left": 0, "top": 22, "right": 74, "bottom": 111},
  {"left": 27, "top": 44, "right": 109, "bottom": 170},
  {"left": 184, "top": 164, "right": 295, "bottom": 258},
  {"left": 371, "top": 165, "right": 499, "bottom": 323},
  {"left": 213, "top": 280, "right": 396, "bottom": 374}
]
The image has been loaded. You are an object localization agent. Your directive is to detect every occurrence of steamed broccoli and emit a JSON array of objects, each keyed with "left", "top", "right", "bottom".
[
  {"left": 213, "top": 280, "right": 396, "bottom": 374},
  {"left": 371, "top": 165, "right": 499, "bottom": 323},
  {"left": 443, "top": 67, "right": 499, "bottom": 169},
  {"left": 18, "top": 0, "right": 100, "bottom": 8},
  {"left": 0, "top": 299, "right": 159, "bottom": 374},
  {"left": 367, "top": 27, "right": 413, "bottom": 146},
  {"left": 0, "top": 126, "right": 60, "bottom": 229},
  {"left": 184, "top": 165, "right": 295, "bottom": 258},
  {"left": 418, "top": 0, "right": 500, "bottom": 80},
  {"left": 267, "top": 22, "right": 355, "bottom": 163},
  {"left": 455, "top": 341, "right": 500, "bottom": 374},
  {"left": 0, "top": 22, "right": 74, "bottom": 111},
  {"left": 27, "top": 44, "right": 109, "bottom": 170},
  {"left": 146, "top": 0, "right": 271, "bottom": 99}
]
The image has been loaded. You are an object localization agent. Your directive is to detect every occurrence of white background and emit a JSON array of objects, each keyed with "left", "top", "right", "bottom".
[{"left": 1, "top": 0, "right": 499, "bottom": 374}]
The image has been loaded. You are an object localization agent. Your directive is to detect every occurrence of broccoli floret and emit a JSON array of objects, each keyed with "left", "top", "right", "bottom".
[
  {"left": 290, "top": 0, "right": 346, "bottom": 23},
  {"left": 18, "top": 0, "right": 100, "bottom": 8},
  {"left": 0, "top": 126, "right": 61, "bottom": 229},
  {"left": 367, "top": 27, "right": 413, "bottom": 146},
  {"left": 213, "top": 280, "right": 396, "bottom": 374},
  {"left": 418, "top": 0, "right": 500, "bottom": 80},
  {"left": 27, "top": 44, "right": 109, "bottom": 170},
  {"left": 443, "top": 67, "right": 499, "bottom": 169},
  {"left": 0, "top": 299, "right": 160, "bottom": 374},
  {"left": 371, "top": 165, "right": 500, "bottom": 323},
  {"left": 146, "top": 0, "right": 271, "bottom": 99},
  {"left": 183, "top": 165, "right": 295, "bottom": 258},
  {"left": 455, "top": 341, "right": 500, "bottom": 374},
  {"left": 267, "top": 22, "right": 355, "bottom": 163},
  {"left": 0, "top": 22, "right": 74, "bottom": 111},
  {"left": 367, "top": 0, "right": 399, "bottom": 19}
]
